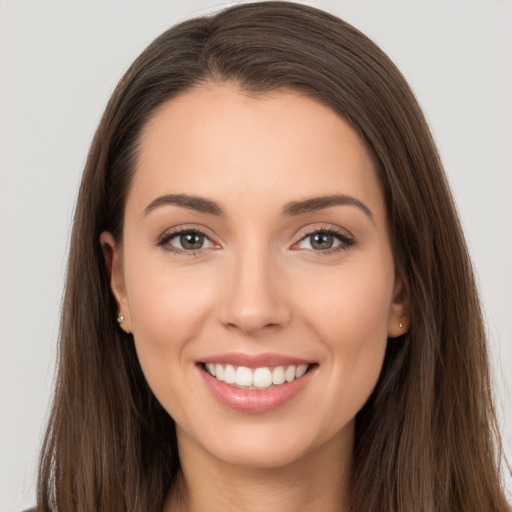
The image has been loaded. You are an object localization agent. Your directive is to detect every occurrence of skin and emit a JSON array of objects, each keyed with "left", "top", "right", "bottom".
[{"left": 101, "top": 83, "right": 409, "bottom": 512}]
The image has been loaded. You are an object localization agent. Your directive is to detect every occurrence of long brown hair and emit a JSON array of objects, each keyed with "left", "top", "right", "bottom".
[{"left": 37, "top": 2, "right": 510, "bottom": 511}]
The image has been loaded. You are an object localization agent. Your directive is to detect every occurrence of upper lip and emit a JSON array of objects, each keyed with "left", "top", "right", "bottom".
[{"left": 199, "top": 352, "right": 315, "bottom": 369}]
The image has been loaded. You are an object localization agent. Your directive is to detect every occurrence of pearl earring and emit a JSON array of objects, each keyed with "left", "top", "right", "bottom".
[
  {"left": 117, "top": 312, "right": 131, "bottom": 334},
  {"left": 399, "top": 322, "right": 403, "bottom": 329}
]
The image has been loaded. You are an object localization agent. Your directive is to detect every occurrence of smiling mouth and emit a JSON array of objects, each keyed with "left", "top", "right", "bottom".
[{"left": 200, "top": 363, "right": 315, "bottom": 390}]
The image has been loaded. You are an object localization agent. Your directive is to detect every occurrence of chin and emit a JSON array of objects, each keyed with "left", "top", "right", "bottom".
[
  {"left": 178, "top": 416, "right": 353, "bottom": 471},
  {"left": 220, "top": 439, "right": 309, "bottom": 469}
]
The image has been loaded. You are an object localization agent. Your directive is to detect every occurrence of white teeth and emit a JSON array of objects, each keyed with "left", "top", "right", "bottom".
[
  {"left": 253, "top": 367, "right": 272, "bottom": 388},
  {"left": 272, "top": 366, "right": 285, "bottom": 385},
  {"left": 235, "top": 366, "right": 253, "bottom": 387},
  {"left": 284, "top": 366, "right": 296, "bottom": 383},
  {"left": 224, "top": 364, "right": 236, "bottom": 384},
  {"left": 206, "top": 363, "right": 216, "bottom": 377},
  {"left": 215, "top": 364, "right": 224, "bottom": 381},
  {"left": 296, "top": 364, "right": 308, "bottom": 378},
  {"left": 205, "top": 363, "right": 311, "bottom": 389}
]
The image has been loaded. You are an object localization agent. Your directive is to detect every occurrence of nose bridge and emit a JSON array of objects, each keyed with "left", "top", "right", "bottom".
[{"left": 218, "top": 237, "right": 290, "bottom": 335}]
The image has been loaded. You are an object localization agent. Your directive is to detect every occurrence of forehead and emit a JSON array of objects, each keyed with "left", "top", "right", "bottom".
[{"left": 129, "top": 83, "right": 384, "bottom": 220}]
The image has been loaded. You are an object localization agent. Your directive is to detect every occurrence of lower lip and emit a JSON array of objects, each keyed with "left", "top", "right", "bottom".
[{"left": 199, "top": 365, "right": 316, "bottom": 413}]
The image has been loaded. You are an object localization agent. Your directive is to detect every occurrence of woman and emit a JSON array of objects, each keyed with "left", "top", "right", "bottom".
[{"left": 34, "top": 2, "right": 510, "bottom": 511}]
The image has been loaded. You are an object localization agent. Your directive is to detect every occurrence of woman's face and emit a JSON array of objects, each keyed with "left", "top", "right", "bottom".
[{"left": 102, "top": 83, "right": 408, "bottom": 469}]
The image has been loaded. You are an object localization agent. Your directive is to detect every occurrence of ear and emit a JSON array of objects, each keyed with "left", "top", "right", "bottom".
[
  {"left": 100, "top": 231, "right": 132, "bottom": 333},
  {"left": 387, "top": 271, "right": 410, "bottom": 338}
]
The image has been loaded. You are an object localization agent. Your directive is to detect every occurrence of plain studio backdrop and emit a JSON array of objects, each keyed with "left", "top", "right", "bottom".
[{"left": 0, "top": 1, "right": 511, "bottom": 510}]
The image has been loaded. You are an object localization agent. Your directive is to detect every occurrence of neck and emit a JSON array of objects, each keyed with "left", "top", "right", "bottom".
[{"left": 164, "top": 426, "right": 353, "bottom": 512}]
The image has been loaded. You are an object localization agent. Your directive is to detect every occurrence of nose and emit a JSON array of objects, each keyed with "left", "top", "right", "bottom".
[{"left": 217, "top": 245, "right": 291, "bottom": 337}]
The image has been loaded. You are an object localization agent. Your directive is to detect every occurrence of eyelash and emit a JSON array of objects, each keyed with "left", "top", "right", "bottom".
[
  {"left": 156, "top": 227, "right": 216, "bottom": 255},
  {"left": 293, "top": 226, "right": 355, "bottom": 255},
  {"left": 156, "top": 226, "right": 355, "bottom": 256}
]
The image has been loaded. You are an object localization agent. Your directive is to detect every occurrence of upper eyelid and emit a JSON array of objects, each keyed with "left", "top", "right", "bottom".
[
  {"left": 291, "top": 225, "right": 355, "bottom": 252},
  {"left": 295, "top": 224, "right": 353, "bottom": 240},
  {"left": 155, "top": 223, "right": 353, "bottom": 249},
  {"left": 156, "top": 227, "right": 220, "bottom": 256},
  {"left": 157, "top": 225, "right": 218, "bottom": 244}
]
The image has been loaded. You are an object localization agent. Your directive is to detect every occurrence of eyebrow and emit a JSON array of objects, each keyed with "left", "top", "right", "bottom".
[
  {"left": 143, "top": 192, "right": 373, "bottom": 220},
  {"left": 281, "top": 194, "right": 373, "bottom": 220},
  {"left": 144, "top": 194, "right": 224, "bottom": 216}
]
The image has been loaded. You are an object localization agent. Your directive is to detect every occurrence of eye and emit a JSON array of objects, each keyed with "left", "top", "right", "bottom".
[
  {"left": 157, "top": 229, "right": 217, "bottom": 253},
  {"left": 294, "top": 228, "right": 354, "bottom": 252}
]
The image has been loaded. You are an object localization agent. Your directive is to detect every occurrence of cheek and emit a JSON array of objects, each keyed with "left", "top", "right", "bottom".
[
  {"left": 294, "top": 258, "right": 393, "bottom": 413},
  {"left": 298, "top": 257, "right": 394, "bottom": 346},
  {"left": 123, "top": 254, "right": 219, "bottom": 378}
]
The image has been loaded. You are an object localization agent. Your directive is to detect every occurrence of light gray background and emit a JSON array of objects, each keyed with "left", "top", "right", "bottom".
[{"left": 1, "top": 1, "right": 511, "bottom": 510}]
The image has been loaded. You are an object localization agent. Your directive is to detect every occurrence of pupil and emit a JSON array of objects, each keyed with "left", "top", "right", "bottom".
[
  {"left": 311, "top": 232, "right": 333, "bottom": 250},
  {"left": 180, "top": 232, "right": 204, "bottom": 250}
]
